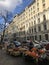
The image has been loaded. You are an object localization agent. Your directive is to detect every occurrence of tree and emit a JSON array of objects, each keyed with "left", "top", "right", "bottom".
[{"left": 0, "top": 10, "right": 13, "bottom": 43}]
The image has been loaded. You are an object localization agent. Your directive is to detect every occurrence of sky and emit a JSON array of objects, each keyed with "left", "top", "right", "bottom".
[
  {"left": 0, "top": 0, "right": 34, "bottom": 32},
  {"left": 0, "top": 0, "right": 33, "bottom": 14}
]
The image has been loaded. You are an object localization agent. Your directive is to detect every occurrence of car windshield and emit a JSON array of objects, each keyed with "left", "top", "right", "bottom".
[
  {"left": 13, "top": 41, "right": 21, "bottom": 46},
  {"left": 41, "top": 40, "right": 48, "bottom": 42}
]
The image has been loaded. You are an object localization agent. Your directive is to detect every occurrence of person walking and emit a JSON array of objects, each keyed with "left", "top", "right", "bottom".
[{"left": 29, "top": 39, "right": 34, "bottom": 51}]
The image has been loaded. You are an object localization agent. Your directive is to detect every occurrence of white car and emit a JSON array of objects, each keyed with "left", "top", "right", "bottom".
[
  {"left": 34, "top": 43, "right": 41, "bottom": 49},
  {"left": 40, "top": 40, "right": 49, "bottom": 46},
  {"left": 33, "top": 41, "right": 41, "bottom": 48}
]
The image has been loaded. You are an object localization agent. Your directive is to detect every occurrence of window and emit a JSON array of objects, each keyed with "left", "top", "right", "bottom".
[
  {"left": 38, "top": 13, "right": 40, "bottom": 16},
  {"left": 37, "top": 0, "right": 39, "bottom": 1},
  {"left": 27, "top": 30, "right": 29, "bottom": 34},
  {"left": 45, "top": 34, "right": 48, "bottom": 40},
  {"left": 37, "top": 3, "right": 39, "bottom": 6},
  {"left": 32, "top": 28, "right": 33, "bottom": 33},
  {"left": 35, "top": 35, "right": 37, "bottom": 40},
  {"left": 38, "top": 25, "right": 41, "bottom": 31},
  {"left": 31, "top": 17, "right": 33, "bottom": 19},
  {"left": 23, "top": 31, "right": 25, "bottom": 35},
  {"left": 33, "top": 11, "right": 35, "bottom": 14},
  {"left": 43, "top": 14, "right": 46, "bottom": 21},
  {"left": 29, "top": 28, "right": 32, "bottom": 33},
  {"left": 31, "top": 8, "right": 32, "bottom": 10},
  {"left": 39, "top": 35, "right": 41, "bottom": 41},
  {"left": 34, "top": 27, "right": 36, "bottom": 32},
  {"left": 37, "top": 8, "right": 39, "bottom": 11},
  {"left": 43, "top": 3, "right": 45, "bottom": 8},
  {"left": 26, "top": 16, "right": 27, "bottom": 18},
  {"left": 43, "top": 23, "right": 47, "bottom": 30},
  {"left": 42, "top": 0, "right": 45, "bottom": 3},
  {"left": 38, "top": 18, "right": 40, "bottom": 23},
  {"left": 33, "top": 6, "right": 35, "bottom": 9}
]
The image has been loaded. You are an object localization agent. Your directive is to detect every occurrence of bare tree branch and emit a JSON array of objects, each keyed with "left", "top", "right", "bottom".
[{"left": 0, "top": 10, "right": 12, "bottom": 43}]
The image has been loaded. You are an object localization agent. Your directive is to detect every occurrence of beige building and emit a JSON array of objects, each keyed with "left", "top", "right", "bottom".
[
  {"left": 5, "top": 0, "right": 49, "bottom": 41},
  {"left": 5, "top": 19, "right": 19, "bottom": 41}
]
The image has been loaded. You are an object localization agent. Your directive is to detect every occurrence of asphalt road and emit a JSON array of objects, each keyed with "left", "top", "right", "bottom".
[
  {"left": 0, "top": 49, "right": 49, "bottom": 65},
  {"left": 0, "top": 49, "right": 36, "bottom": 65}
]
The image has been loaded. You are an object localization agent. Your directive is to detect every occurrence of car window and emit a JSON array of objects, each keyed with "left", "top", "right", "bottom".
[
  {"left": 42, "top": 40, "right": 48, "bottom": 42},
  {"left": 13, "top": 41, "right": 21, "bottom": 46}
]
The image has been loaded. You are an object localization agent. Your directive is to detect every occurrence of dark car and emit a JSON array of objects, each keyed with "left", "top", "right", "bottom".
[
  {"left": 13, "top": 41, "right": 21, "bottom": 47},
  {"left": 6, "top": 41, "right": 21, "bottom": 56}
]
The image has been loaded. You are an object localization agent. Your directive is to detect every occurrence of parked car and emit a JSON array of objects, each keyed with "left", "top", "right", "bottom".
[
  {"left": 40, "top": 40, "right": 49, "bottom": 46},
  {"left": 22, "top": 40, "right": 30, "bottom": 46},
  {"left": 11, "top": 41, "right": 21, "bottom": 56},
  {"left": 13, "top": 41, "right": 21, "bottom": 47},
  {"left": 33, "top": 40, "right": 41, "bottom": 49},
  {"left": 33, "top": 40, "right": 39, "bottom": 44}
]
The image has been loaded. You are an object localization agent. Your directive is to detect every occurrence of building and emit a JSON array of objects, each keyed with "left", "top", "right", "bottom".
[
  {"left": 5, "top": 0, "right": 49, "bottom": 41},
  {"left": 5, "top": 19, "right": 19, "bottom": 41}
]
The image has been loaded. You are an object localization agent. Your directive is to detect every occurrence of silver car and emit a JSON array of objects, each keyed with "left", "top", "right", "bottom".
[{"left": 40, "top": 40, "right": 49, "bottom": 46}]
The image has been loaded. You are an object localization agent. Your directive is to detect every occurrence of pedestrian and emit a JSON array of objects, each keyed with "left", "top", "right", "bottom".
[{"left": 29, "top": 39, "right": 34, "bottom": 51}]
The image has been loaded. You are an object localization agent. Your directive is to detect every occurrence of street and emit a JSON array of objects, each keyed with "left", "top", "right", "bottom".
[
  {"left": 0, "top": 49, "right": 35, "bottom": 65},
  {"left": 0, "top": 49, "right": 49, "bottom": 65}
]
